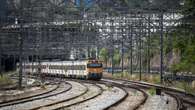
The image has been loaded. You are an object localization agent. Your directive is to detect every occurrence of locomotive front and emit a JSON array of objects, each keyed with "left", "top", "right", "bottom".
[{"left": 87, "top": 60, "right": 103, "bottom": 80}]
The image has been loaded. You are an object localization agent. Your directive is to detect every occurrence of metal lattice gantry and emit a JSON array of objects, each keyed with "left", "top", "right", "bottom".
[{"left": 0, "top": 0, "right": 183, "bottom": 87}]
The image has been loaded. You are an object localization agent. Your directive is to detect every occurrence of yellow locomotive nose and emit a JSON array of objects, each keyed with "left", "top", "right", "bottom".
[
  {"left": 87, "top": 63, "right": 103, "bottom": 80},
  {"left": 87, "top": 68, "right": 103, "bottom": 73}
]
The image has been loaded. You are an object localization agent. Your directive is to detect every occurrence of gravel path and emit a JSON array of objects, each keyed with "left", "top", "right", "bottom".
[
  {"left": 0, "top": 81, "right": 86, "bottom": 110},
  {"left": 66, "top": 84, "right": 127, "bottom": 110},
  {"left": 109, "top": 88, "right": 145, "bottom": 110},
  {"left": 138, "top": 94, "right": 177, "bottom": 110},
  {"left": 39, "top": 83, "right": 102, "bottom": 110}
]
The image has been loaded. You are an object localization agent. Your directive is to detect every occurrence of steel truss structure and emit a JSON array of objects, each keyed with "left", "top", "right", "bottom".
[{"left": 0, "top": 0, "right": 183, "bottom": 87}]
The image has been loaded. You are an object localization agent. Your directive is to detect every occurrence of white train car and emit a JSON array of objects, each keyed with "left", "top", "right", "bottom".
[{"left": 17, "top": 60, "right": 103, "bottom": 80}]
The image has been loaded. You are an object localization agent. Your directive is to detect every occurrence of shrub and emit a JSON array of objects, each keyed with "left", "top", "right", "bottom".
[{"left": 148, "top": 87, "right": 156, "bottom": 96}]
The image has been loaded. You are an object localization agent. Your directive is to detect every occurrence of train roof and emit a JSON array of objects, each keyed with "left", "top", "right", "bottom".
[
  {"left": 18, "top": 60, "right": 102, "bottom": 66},
  {"left": 19, "top": 60, "right": 88, "bottom": 66}
]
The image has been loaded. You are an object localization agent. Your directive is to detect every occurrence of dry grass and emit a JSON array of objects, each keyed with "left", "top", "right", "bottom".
[
  {"left": 111, "top": 72, "right": 161, "bottom": 84},
  {"left": 0, "top": 75, "right": 13, "bottom": 86},
  {"left": 173, "top": 81, "right": 195, "bottom": 95}
]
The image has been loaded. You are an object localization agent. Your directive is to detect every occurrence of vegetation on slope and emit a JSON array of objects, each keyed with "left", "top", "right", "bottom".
[{"left": 170, "top": 0, "right": 195, "bottom": 74}]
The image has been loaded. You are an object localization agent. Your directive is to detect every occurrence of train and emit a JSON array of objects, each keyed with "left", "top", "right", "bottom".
[{"left": 17, "top": 59, "right": 103, "bottom": 80}]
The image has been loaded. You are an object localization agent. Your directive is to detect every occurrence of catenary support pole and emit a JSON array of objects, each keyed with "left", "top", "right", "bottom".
[{"left": 160, "top": 11, "right": 164, "bottom": 84}]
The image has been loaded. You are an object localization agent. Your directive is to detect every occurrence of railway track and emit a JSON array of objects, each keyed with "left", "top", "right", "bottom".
[
  {"left": 99, "top": 80, "right": 148, "bottom": 110},
  {"left": 37, "top": 83, "right": 103, "bottom": 110},
  {"left": 102, "top": 77, "right": 195, "bottom": 110},
  {"left": 0, "top": 77, "right": 128, "bottom": 110},
  {"left": 0, "top": 83, "right": 59, "bottom": 107},
  {"left": 39, "top": 78, "right": 147, "bottom": 110},
  {"left": 28, "top": 81, "right": 89, "bottom": 110},
  {"left": 0, "top": 81, "right": 77, "bottom": 110},
  {"left": 0, "top": 77, "right": 137, "bottom": 110},
  {"left": 32, "top": 78, "right": 129, "bottom": 110},
  {"left": 1, "top": 75, "right": 194, "bottom": 110}
]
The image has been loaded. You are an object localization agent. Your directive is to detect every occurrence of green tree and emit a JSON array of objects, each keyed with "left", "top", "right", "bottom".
[
  {"left": 171, "top": 30, "right": 195, "bottom": 74},
  {"left": 99, "top": 48, "right": 109, "bottom": 67},
  {"left": 183, "top": 0, "right": 195, "bottom": 18},
  {"left": 170, "top": 0, "right": 195, "bottom": 74},
  {"left": 113, "top": 49, "right": 121, "bottom": 66}
]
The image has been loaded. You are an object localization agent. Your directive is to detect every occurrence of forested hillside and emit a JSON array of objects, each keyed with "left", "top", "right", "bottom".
[{"left": 170, "top": 0, "right": 195, "bottom": 74}]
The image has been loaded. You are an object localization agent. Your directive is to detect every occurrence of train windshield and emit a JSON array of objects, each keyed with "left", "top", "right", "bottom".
[{"left": 87, "top": 63, "right": 102, "bottom": 68}]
